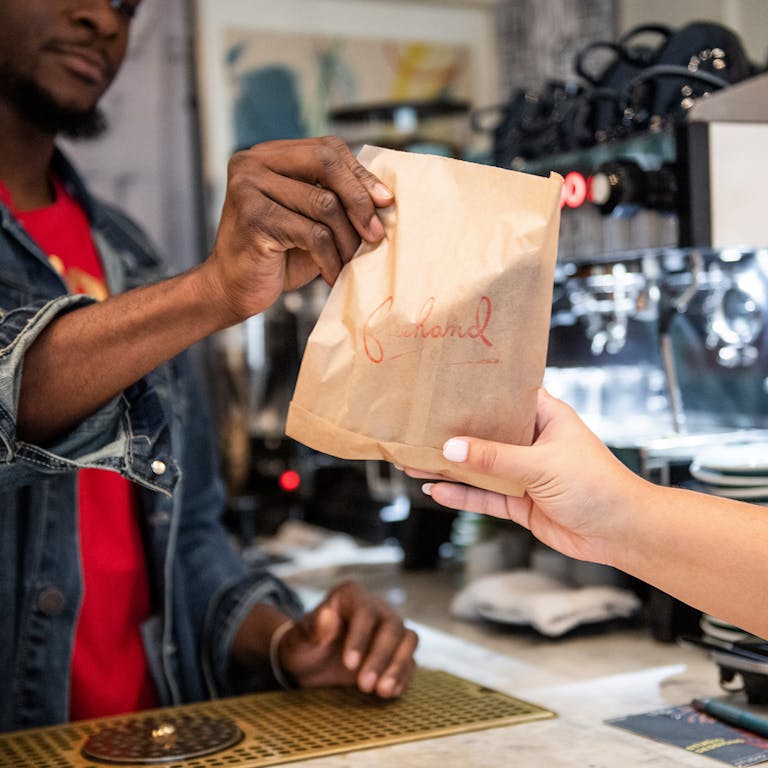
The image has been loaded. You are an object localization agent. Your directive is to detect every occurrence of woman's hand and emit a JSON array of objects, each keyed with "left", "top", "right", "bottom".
[
  {"left": 404, "top": 388, "right": 649, "bottom": 567},
  {"left": 403, "top": 389, "right": 768, "bottom": 641}
]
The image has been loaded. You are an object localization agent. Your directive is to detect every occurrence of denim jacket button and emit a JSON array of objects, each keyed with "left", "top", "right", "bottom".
[
  {"left": 151, "top": 459, "right": 167, "bottom": 475},
  {"left": 37, "top": 587, "right": 67, "bottom": 616}
]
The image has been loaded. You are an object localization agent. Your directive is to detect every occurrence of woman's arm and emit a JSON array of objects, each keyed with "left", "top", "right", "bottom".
[{"left": 407, "top": 388, "right": 768, "bottom": 639}]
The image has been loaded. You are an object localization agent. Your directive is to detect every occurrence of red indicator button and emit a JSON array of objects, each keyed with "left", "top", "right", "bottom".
[
  {"left": 279, "top": 470, "right": 301, "bottom": 492},
  {"left": 561, "top": 171, "right": 588, "bottom": 209}
]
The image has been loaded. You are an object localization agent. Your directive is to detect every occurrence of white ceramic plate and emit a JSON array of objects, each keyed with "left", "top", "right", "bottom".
[
  {"left": 699, "top": 483, "right": 768, "bottom": 500},
  {"left": 693, "top": 443, "right": 768, "bottom": 474},
  {"left": 690, "top": 463, "right": 768, "bottom": 487},
  {"left": 700, "top": 615, "right": 750, "bottom": 644}
]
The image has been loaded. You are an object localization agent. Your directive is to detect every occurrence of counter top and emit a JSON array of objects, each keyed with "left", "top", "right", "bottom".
[{"left": 280, "top": 567, "right": 742, "bottom": 767}]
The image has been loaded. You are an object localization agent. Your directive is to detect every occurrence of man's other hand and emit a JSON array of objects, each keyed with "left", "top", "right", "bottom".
[{"left": 280, "top": 581, "right": 418, "bottom": 698}]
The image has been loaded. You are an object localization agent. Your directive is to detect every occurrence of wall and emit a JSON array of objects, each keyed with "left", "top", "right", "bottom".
[{"left": 495, "top": 0, "right": 616, "bottom": 96}]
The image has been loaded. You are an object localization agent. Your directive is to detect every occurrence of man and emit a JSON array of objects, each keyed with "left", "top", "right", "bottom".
[{"left": 0, "top": 0, "right": 417, "bottom": 731}]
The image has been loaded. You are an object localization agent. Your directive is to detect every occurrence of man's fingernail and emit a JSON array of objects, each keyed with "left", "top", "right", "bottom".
[
  {"left": 368, "top": 213, "right": 385, "bottom": 239},
  {"left": 345, "top": 650, "right": 361, "bottom": 670},
  {"left": 360, "top": 671, "right": 377, "bottom": 692},
  {"left": 374, "top": 182, "right": 393, "bottom": 200},
  {"left": 378, "top": 677, "right": 396, "bottom": 697},
  {"left": 421, "top": 483, "right": 434, "bottom": 496},
  {"left": 443, "top": 438, "right": 469, "bottom": 463},
  {"left": 393, "top": 463, "right": 403, "bottom": 471}
]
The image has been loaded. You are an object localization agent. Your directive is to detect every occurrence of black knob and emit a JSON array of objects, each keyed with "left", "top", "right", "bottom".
[
  {"left": 590, "top": 159, "right": 678, "bottom": 214},
  {"left": 589, "top": 160, "right": 645, "bottom": 214}
]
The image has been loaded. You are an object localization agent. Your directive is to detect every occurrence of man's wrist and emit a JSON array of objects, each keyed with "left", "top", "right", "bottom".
[
  {"left": 269, "top": 620, "right": 297, "bottom": 689},
  {"left": 230, "top": 604, "right": 295, "bottom": 670},
  {"left": 186, "top": 260, "right": 248, "bottom": 331}
]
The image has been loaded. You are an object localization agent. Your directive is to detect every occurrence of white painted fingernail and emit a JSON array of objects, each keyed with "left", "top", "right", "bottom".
[
  {"left": 443, "top": 438, "right": 469, "bottom": 463},
  {"left": 421, "top": 483, "right": 434, "bottom": 496}
]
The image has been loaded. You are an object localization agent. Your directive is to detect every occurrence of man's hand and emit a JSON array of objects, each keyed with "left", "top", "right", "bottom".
[
  {"left": 202, "top": 136, "right": 393, "bottom": 326},
  {"left": 279, "top": 581, "right": 418, "bottom": 698},
  {"left": 16, "top": 137, "right": 391, "bottom": 446}
]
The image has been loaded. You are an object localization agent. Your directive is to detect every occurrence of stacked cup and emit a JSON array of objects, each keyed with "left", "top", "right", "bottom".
[{"left": 689, "top": 441, "right": 768, "bottom": 644}]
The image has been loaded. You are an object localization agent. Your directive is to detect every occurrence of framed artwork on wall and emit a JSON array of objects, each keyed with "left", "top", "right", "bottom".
[{"left": 194, "top": 0, "right": 499, "bottom": 235}]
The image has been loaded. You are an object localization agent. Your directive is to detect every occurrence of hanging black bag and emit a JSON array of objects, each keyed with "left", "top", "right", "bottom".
[
  {"left": 574, "top": 24, "right": 674, "bottom": 145},
  {"left": 470, "top": 87, "right": 539, "bottom": 168},
  {"left": 621, "top": 21, "right": 755, "bottom": 133}
]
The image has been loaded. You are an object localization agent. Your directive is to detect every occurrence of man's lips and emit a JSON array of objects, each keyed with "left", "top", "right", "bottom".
[{"left": 48, "top": 45, "right": 110, "bottom": 86}]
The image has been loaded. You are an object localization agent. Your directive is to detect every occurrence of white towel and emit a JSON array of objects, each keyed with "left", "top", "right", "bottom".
[{"left": 451, "top": 569, "right": 641, "bottom": 637}]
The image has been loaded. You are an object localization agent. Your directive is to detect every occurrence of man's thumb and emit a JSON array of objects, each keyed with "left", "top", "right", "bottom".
[{"left": 311, "top": 604, "right": 342, "bottom": 646}]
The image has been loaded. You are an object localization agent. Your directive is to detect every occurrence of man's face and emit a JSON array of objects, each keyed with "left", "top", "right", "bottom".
[{"left": 0, "top": 0, "right": 140, "bottom": 137}]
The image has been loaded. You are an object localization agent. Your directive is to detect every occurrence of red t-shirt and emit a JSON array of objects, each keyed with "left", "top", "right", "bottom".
[{"left": 0, "top": 178, "right": 158, "bottom": 719}]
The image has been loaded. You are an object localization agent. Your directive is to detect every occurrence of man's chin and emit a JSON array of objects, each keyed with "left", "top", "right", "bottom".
[
  {"left": 6, "top": 75, "right": 109, "bottom": 140},
  {"left": 57, "top": 107, "right": 109, "bottom": 140}
]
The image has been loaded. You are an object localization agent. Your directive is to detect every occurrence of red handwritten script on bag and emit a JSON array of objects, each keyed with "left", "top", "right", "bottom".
[{"left": 286, "top": 146, "right": 562, "bottom": 497}]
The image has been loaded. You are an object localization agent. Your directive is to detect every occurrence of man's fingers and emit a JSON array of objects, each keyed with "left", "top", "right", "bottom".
[
  {"left": 253, "top": 137, "right": 392, "bottom": 243},
  {"left": 352, "top": 615, "right": 417, "bottom": 695},
  {"left": 372, "top": 631, "right": 419, "bottom": 698},
  {"left": 255, "top": 174, "right": 362, "bottom": 265},
  {"left": 307, "top": 137, "right": 393, "bottom": 240},
  {"left": 312, "top": 605, "right": 342, "bottom": 646},
  {"left": 340, "top": 599, "right": 378, "bottom": 674},
  {"left": 312, "top": 582, "right": 378, "bottom": 672},
  {"left": 208, "top": 136, "right": 395, "bottom": 322},
  {"left": 345, "top": 150, "right": 394, "bottom": 211},
  {"left": 326, "top": 582, "right": 415, "bottom": 697},
  {"left": 223, "top": 158, "right": 347, "bottom": 284},
  {"left": 254, "top": 202, "right": 344, "bottom": 286}
]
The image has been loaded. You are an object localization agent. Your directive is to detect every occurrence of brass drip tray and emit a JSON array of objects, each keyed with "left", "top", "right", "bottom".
[
  {"left": 0, "top": 668, "right": 555, "bottom": 767},
  {"left": 82, "top": 714, "right": 243, "bottom": 764}
]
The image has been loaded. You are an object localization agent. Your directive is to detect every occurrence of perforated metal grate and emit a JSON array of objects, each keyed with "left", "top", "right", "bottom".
[{"left": 0, "top": 668, "right": 555, "bottom": 767}]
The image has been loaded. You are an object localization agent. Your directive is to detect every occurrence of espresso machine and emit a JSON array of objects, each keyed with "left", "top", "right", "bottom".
[
  {"left": 537, "top": 73, "right": 768, "bottom": 458},
  {"left": 499, "top": 70, "right": 768, "bottom": 641}
]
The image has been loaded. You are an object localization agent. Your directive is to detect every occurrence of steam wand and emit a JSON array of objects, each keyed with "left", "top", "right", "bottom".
[{"left": 658, "top": 252, "right": 702, "bottom": 434}]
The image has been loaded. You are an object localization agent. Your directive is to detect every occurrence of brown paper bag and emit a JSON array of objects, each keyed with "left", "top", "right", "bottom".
[{"left": 286, "top": 145, "right": 562, "bottom": 496}]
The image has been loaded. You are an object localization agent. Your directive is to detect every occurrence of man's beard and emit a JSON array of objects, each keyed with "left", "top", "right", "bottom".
[{"left": 4, "top": 72, "right": 108, "bottom": 140}]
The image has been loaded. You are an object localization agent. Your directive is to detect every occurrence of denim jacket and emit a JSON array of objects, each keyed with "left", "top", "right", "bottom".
[{"left": 0, "top": 151, "right": 302, "bottom": 731}]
